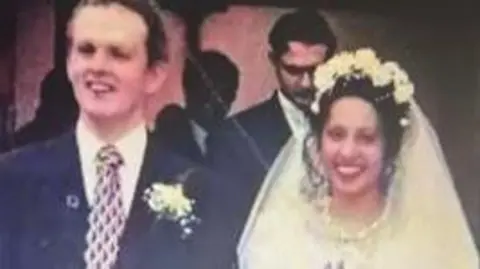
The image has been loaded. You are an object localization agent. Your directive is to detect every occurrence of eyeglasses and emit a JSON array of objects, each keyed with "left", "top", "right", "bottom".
[{"left": 278, "top": 61, "right": 317, "bottom": 77}]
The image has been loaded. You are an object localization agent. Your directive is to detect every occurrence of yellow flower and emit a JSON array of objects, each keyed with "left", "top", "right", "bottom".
[{"left": 147, "top": 183, "right": 194, "bottom": 220}]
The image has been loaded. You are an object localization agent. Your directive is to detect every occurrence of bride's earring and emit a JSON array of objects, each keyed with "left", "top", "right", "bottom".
[
  {"left": 311, "top": 153, "right": 331, "bottom": 198},
  {"left": 309, "top": 141, "right": 327, "bottom": 187},
  {"left": 381, "top": 162, "right": 395, "bottom": 193},
  {"left": 311, "top": 138, "right": 331, "bottom": 197}
]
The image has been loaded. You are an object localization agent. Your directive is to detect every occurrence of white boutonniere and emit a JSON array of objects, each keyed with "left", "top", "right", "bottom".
[{"left": 143, "top": 169, "right": 201, "bottom": 239}]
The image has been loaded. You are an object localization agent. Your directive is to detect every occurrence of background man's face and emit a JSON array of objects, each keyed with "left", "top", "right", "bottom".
[
  {"left": 66, "top": 3, "right": 158, "bottom": 123},
  {"left": 274, "top": 41, "right": 328, "bottom": 110}
]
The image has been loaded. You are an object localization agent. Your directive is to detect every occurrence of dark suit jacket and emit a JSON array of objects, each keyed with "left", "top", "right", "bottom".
[
  {"left": 153, "top": 104, "right": 206, "bottom": 163},
  {"left": 0, "top": 130, "right": 242, "bottom": 269},
  {"left": 205, "top": 94, "right": 291, "bottom": 257}
]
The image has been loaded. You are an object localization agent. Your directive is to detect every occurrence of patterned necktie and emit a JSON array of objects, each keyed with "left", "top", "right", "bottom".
[{"left": 84, "top": 144, "right": 125, "bottom": 269}]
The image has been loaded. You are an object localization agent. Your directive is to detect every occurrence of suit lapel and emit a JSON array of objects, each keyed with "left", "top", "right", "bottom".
[
  {"left": 244, "top": 93, "right": 291, "bottom": 201},
  {"left": 55, "top": 132, "right": 90, "bottom": 261},
  {"left": 231, "top": 94, "right": 293, "bottom": 253},
  {"left": 19, "top": 130, "right": 197, "bottom": 269},
  {"left": 53, "top": 131, "right": 191, "bottom": 269},
  {"left": 266, "top": 93, "right": 292, "bottom": 153},
  {"left": 117, "top": 133, "right": 193, "bottom": 269},
  {"left": 116, "top": 133, "right": 159, "bottom": 269},
  {"left": 28, "top": 131, "right": 90, "bottom": 269}
]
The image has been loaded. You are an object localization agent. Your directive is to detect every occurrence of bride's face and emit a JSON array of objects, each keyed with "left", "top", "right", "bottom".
[{"left": 320, "top": 96, "right": 385, "bottom": 198}]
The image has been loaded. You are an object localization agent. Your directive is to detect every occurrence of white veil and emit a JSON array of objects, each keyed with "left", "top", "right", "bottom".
[{"left": 236, "top": 99, "right": 479, "bottom": 269}]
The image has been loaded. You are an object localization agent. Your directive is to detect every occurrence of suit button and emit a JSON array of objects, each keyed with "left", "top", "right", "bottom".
[{"left": 39, "top": 238, "right": 50, "bottom": 248}]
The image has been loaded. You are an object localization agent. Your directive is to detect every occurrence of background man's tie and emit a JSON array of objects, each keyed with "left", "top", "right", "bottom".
[{"left": 85, "top": 144, "right": 125, "bottom": 269}]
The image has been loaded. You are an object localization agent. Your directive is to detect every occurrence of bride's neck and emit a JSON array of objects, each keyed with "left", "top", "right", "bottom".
[{"left": 329, "top": 189, "right": 385, "bottom": 226}]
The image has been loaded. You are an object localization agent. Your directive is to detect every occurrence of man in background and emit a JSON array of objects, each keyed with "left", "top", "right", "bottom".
[
  {"left": 12, "top": 68, "right": 78, "bottom": 148},
  {"left": 206, "top": 8, "right": 337, "bottom": 227},
  {"left": 154, "top": 50, "right": 239, "bottom": 162}
]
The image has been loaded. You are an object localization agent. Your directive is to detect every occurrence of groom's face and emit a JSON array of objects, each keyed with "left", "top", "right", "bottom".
[{"left": 66, "top": 3, "right": 163, "bottom": 123}]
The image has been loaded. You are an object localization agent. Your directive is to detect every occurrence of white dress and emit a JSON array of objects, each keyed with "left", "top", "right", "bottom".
[{"left": 237, "top": 101, "right": 478, "bottom": 269}]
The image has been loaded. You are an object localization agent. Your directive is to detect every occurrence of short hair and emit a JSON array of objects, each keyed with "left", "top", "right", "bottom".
[
  {"left": 268, "top": 9, "right": 337, "bottom": 60},
  {"left": 69, "top": 0, "right": 167, "bottom": 66}
]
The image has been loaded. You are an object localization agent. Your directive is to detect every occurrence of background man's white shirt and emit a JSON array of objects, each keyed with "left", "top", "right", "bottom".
[{"left": 277, "top": 90, "right": 310, "bottom": 141}]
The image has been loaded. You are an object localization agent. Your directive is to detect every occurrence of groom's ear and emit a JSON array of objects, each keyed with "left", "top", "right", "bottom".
[{"left": 144, "top": 61, "right": 167, "bottom": 95}]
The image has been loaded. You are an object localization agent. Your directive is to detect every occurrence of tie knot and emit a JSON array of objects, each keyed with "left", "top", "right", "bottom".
[{"left": 95, "top": 144, "right": 124, "bottom": 170}]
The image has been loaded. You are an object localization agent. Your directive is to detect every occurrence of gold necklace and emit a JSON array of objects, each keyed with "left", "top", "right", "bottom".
[{"left": 321, "top": 197, "right": 391, "bottom": 243}]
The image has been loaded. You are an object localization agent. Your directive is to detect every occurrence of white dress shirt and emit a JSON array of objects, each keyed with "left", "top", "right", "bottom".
[
  {"left": 277, "top": 90, "right": 311, "bottom": 141},
  {"left": 76, "top": 120, "right": 147, "bottom": 216}
]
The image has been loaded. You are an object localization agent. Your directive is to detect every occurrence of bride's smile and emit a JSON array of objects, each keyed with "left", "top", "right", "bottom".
[
  {"left": 334, "top": 165, "right": 363, "bottom": 178},
  {"left": 320, "top": 96, "right": 384, "bottom": 198}
]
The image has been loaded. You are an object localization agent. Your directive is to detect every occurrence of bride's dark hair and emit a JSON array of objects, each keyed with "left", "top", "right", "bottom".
[{"left": 302, "top": 76, "right": 411, "bottom": 194}]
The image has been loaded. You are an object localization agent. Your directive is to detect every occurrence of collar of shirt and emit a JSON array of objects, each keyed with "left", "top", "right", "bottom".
[
  {"left": 277, "top": 90, "right": 310, "bottom": 141},
  {"left": 76, "top": 119, "right": 147, "bottom": 216},
  {"left": 189, "top": 120, "right": 208, "bottom": 155}
]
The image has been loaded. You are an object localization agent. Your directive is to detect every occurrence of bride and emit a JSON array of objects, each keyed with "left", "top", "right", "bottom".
[{"left": 236, "top": 48, "right": 478, "bottom": 268}]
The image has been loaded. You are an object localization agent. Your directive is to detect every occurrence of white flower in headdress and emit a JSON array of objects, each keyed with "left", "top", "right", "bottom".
[
  {"left": 371, "top": 63, "right": 393, "bottom": 87},
  {"left": 328, "top": 51, "right": 355, "bottom": 76},
  {"left": 314, "top": 66, "right": 336, "bottom": 91},
  {"left": 393, "top": 82, "right": 414, "bottom": 104},
  {"left": 354, "top": 48, "right": 381, "bottom": 76},
  {"left": 383, "top": 62, "right": 408, "bottom": 83},
  {"left": 311, "top": 47, "right": 415, "bottom": 128}
]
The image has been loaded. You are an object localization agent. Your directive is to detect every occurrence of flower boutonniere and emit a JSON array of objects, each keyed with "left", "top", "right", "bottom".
[{"left": 143, "top": 168, "right": 201, "bottom": 239}]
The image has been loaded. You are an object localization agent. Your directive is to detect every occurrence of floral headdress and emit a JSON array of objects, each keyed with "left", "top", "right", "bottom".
[{"left": 311, "top": 48, "right": 414, "bottom": 127}]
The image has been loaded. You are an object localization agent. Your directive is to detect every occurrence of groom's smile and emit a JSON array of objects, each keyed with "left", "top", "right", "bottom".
[{"left": 85, "top": 80, "right": 115, "bottom": 95}]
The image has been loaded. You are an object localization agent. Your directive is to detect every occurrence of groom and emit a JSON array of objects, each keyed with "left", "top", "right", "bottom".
[{"left": 0, "top": 0, "right": 240, "bottom": 268}]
